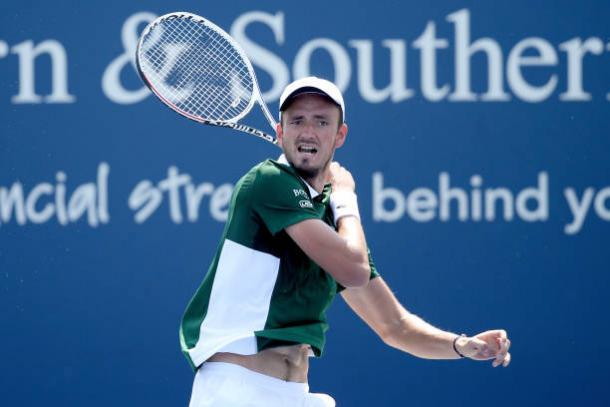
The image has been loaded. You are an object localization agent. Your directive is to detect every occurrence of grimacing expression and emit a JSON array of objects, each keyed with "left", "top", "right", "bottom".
[{"left": 277, "top": 94, "right": 347, "bottom": 180}]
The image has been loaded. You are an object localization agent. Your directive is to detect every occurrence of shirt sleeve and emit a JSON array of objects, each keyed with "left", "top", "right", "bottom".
[
  {"left": 251, "top": 164, "right": 321, "bottom": 235},
  {"left": 336, "top": 248, "right": 380, "bottom": 293}
]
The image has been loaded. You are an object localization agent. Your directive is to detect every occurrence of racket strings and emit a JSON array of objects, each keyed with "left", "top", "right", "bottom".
[
  {"left": 149, "top": 20, "right": 249, "bottom": 118},
  {"left": 185, "top": 36, "right": 250, "bottom": 119},
  {"left": 140, "top": 17, "right": 254, "bottom": 122},
  {"left": 163, "top": 20, "right": 251, "bottom": 120}
]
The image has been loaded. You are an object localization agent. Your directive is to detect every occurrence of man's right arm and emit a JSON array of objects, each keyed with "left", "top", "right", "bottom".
[
  {"left": 285, "top": 162, "right": 370, "bottom": 288},
  {"left": 285, "top": 217, "right": 370, "bottom": 287}
]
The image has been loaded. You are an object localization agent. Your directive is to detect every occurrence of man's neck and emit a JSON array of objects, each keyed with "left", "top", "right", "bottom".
[
  {"left": 277, "top": 154, "right": 327, "bottom": 196},
  {"left": 300, "top": 174, "right": 327, "bottom": 194}
]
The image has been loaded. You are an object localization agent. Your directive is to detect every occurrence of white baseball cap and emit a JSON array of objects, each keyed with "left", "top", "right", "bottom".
[{"left": 278, "top": 76, "right": 345, "bottom": 122}]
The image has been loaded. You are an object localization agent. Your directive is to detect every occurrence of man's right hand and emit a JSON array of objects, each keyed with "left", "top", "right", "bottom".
[{"left": 328, "top": 162, "right": 356, "bottom": 193}]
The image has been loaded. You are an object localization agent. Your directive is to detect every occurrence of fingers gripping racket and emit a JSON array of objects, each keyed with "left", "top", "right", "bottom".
[{"left": 136, "top": 12, "right": 278, "bottom": 146}]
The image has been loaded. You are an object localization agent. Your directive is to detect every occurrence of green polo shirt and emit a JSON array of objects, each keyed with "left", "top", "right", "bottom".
[{"left": 180, "top": 157, "right": 379, "bottom": 370}]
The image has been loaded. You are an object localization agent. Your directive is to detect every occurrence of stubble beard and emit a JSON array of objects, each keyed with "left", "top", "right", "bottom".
[{"left": 292, "top": 152, "right": 333, "bottom": 186}]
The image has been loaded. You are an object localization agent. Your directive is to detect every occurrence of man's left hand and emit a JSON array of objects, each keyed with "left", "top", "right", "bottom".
[{"left": 457, "top": 329, "right": 511, "bottom": 367}]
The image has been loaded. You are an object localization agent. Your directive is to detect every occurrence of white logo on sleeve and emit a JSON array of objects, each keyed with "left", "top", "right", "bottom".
[
  {"left": 293, "top": 189, "right": 308, "bottom": 198},
  {"left": 299, "top": 200, "right": 313, "bottom": 209}
]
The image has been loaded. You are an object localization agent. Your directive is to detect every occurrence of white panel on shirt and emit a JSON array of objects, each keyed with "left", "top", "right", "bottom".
[{"left": 188, "top": 239, "right": 280, "bottom": 366}]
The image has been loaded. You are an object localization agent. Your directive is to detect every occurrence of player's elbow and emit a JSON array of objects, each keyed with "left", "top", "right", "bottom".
[
  {"left": 380, "top": 327, "right": 403, "bottom": 349},
  {"left": 375, "top": 329, "right": 406, "bottom": 355}
]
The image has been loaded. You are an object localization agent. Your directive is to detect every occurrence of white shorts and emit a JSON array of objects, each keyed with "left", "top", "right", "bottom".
[{"left": 189, "top": 362, "right": 336, "bottom": 407}]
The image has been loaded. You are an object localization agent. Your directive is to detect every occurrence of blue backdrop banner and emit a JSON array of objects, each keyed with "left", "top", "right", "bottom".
[{"left": 1, "top": 1, "right": 609, "bottom": 406}]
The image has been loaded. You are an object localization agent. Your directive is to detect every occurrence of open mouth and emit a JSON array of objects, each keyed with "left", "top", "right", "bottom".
[{"left": 297, "top": 145, "right": 318, "bottom": 155}]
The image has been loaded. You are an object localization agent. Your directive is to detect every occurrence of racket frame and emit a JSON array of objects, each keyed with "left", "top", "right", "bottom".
[{"left": 136, "top": 11, "right": 278, "bottom": 145}]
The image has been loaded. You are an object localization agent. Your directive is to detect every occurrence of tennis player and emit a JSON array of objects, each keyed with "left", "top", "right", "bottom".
[{"left": 180, "top": 76, "right": 511, "bottom": 407}]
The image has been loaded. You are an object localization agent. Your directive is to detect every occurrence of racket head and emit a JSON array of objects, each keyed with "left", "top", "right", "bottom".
[{"left": 136, "top": 12, "right": 265, "bottom": 126}]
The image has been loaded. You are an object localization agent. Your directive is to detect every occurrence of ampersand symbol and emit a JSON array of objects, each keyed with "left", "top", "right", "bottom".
[{"left": 102, "top": 12, "right": 157, "bottom": 104}]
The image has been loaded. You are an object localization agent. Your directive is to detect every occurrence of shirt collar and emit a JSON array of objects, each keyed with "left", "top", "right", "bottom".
[{"left": 277, "top": 154, "right": 320, "bottom": 198}]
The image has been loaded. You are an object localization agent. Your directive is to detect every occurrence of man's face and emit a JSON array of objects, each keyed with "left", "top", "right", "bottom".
[{"left": 276, "top": 94, "right": 347, "bottom": 180}]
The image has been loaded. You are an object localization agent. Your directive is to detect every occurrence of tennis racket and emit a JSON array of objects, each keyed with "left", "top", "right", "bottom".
[{"left": 135, "top": 12, "right": 278, "bottom": 146}]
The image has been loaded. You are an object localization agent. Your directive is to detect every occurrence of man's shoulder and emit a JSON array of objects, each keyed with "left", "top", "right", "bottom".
[
  {"left": 246, "top": 158, "right": 300, "bottom": 187},
  {"left": 234, "top": 158, "right": 305, "bottom": 206},
  {"left": 253, "top": 158, "right": 293, "bottom": 174}
]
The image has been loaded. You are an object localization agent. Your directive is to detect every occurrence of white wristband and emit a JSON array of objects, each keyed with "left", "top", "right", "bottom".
[{"left": 330, "top": 190, "right": 360, "bottom": 226}]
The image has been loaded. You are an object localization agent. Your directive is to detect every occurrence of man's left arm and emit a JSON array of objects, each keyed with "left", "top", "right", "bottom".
[{"left": 341, "top": 277, "right": 511, "bottom": 367}]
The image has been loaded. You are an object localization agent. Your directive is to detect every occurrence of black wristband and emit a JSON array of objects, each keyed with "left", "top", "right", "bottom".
[{"left": 452, "top": 334, "right": 467, "bottom": 358}]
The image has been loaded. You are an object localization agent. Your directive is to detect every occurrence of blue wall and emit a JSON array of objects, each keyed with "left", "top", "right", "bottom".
[{"left": 1, "top": 1, "right": 609, "bottom": 406}]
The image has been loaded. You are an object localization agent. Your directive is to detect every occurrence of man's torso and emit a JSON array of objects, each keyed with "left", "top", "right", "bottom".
[{"left": 180, "top": 158, "right": 337, "bottom": 375}]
